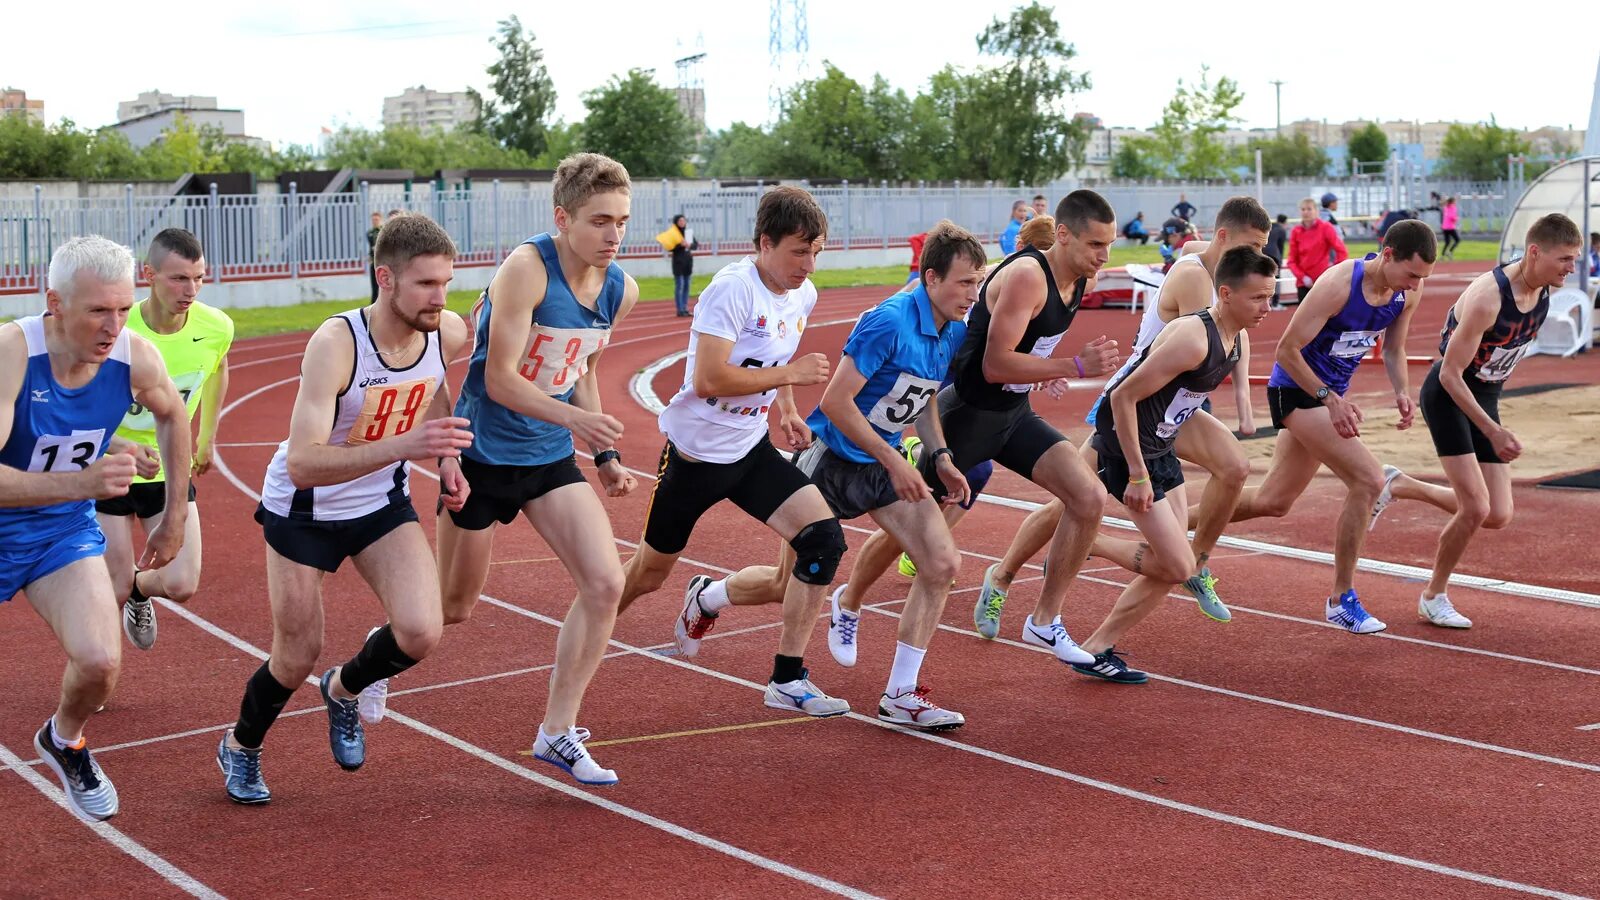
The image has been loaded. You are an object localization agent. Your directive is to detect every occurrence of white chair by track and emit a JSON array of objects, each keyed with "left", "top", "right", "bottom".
[
  {"left": 1124, "top": 263, "right": 1164, "bottom": 316},
  {"left": 1530, "top": 287, "right": 1594, "bottom": 358}
]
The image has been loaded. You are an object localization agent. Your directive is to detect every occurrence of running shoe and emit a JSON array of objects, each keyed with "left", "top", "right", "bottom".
[
  {"left": 216, "top": 730, "right": 270, "bottom": 805},
  {"left": 877, "top": 686, "right": 965, "bottom": 731},
  {"left": 1182, "top": 568, "right": 1231, "bottom": 622},
  {"left": 764, "top": 669, "right": 850, "bottom": 717},
  {"left": 1419, "top": 592, "right": 1472, "bottom": 628},
  {"left": 358, "top": 626, "right": 389, "bottom": 725},
  {"left": 1021, "top": 614, "right": 1095, "bottom": 664},
  {"left": 319, "top": 668, "right": 366, "bottom": 770},
  {"left": 122, "top": 596, "right": 157, "bottom": 651},
  {"left": 897, "top": 553, "right": 918, "bottom": 579},
  {"left": 898, "top": 437, "right": 924, "bottom": 582},
  {"left": 34, "top": 719, "right": 118, "bottom": 821},
  {"left": 827, "top": 584, "right": 859, "bottom": 667},
  {"left": 532, "top": 726, "right": 618, "bottom": 786},
  {"left": 1071, "top": 647, "right": 1149, "bottom": 684},
  {"left": 674, "top": 574, "right": 718, "bottom": 658},
  {"left": 974, "top": 563, "right": 1007, "bottom": 639},
  {"left": 1325, "top": 589, "right": 1387, "bottom": 634},
  {"left": 1369, "top": 465, "right": 1403, "bottom": 531}
]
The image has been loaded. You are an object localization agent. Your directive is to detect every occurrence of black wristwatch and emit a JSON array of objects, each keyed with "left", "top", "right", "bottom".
[
  {"left": 931, "top": 447, "right": 955, "bottom": 465},
  {"left": 1313, "top": 386, "right": 1331, "bottom": 402},
  {"left": 594, "top": 449, "right": 622, "bottom": 468}
]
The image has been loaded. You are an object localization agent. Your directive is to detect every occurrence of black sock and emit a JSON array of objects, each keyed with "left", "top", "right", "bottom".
[
  {"left": 771, "top": 654, "right": 804, "bottom": 685},
  {"left": 234, "top": 662, "right": 297, "bottom": 749},
  {"left": 129, "top": 570, "right": 148, "bottom": 604},
  {"left": 337, "top": 625, "right": 419, "bottom": 695}
]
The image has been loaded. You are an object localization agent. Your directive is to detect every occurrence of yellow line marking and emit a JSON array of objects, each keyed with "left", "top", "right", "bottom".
[
  {"left": 516, "top": 716, "right": 816, "bottom": 753},
  {"left": 489, "top": 556, "right": 560, "bottom": 566}
]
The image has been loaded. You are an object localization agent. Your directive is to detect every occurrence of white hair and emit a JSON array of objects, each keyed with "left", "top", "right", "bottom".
[{"left": 47, "top": 235, "right": 135, "bottom": 299}]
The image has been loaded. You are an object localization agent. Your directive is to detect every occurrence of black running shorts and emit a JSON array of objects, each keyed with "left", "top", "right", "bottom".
[
  {"left": 1420, "top": 361, "right": 1505, "bottom": 464},
  {"left": 95, "top": 480, "right": 196, "bottom": 518},
  {"left": 793, "top": 439, "right": 899, "bottom": 521},
  {"left": 1091, "top": 441, "right": 1185, "bottom": 505},
  {"left": 445, "top": 454, "right": 589, "bottom": 530},
  {"left": 1266, "top": 384, "right": 1326, "bottom": 430},
  {"left": 917, "top": 386, "right": 1067, "bottom": 500},
  {"left": 642, "top": 437, "right": 816, "bottom": 555},
  {"left": 256, "top": 498, "right": 418, "bottom": 573}
]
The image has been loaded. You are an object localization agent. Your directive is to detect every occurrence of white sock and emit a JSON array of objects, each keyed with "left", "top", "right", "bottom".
[
  {"left": 699, "top": 579, "right": 731, "bottom": 614},
  {"left": 49, "top": 716, "right": 81, "bottom": 750},
  {"left": 886, "top": 641, "right": 927, "bottom": 696}
]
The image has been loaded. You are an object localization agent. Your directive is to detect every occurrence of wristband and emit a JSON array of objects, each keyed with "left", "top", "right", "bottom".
[
  {"left": 931, "top": 447, "right": 955, "bottom": 465},
  {"left": 594, "top": 449, "right": 621, "bottom": 468},
  {"left": 1128, "top": 475, "right": 1150, "bottom": 485},
  {"left": 1073, "top": 355, "right": 1085, "bottom": 378}
]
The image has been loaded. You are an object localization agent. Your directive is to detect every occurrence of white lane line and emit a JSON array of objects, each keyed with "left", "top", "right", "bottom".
[
  {"left": 0, "top": 741, "right": 224, "bottom": 899},
  {"left": 1576, "top": 722, "right": 1600, "bottom": 732},
  {"left": 476, "top": 590, "right": 1591, "bottom": 900}
]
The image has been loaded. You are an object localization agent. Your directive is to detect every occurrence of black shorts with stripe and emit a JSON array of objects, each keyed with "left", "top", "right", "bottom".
[
  {"left": 641, "top": 437, "right": 815, "bottom": 555},
  {"left": 95, "top": 480, "right": 196, "bottom": 518},
  {"left": 256, "top": 498, "right": 418, "bottom": 573}
]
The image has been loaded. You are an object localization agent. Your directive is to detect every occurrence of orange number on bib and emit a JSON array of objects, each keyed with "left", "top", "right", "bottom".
[
  {"left": 519, "top": 332, "right": 554, "bottom": 383},
  {"left": 550, "top": 337, "right": 584, "bottom": 388},
  {"left": 394, "top": 381, "right": 428, "bottom": 435},
  {"left": 350, "top": 377, "right": 438, "bottom": 445},
  {"left": 363, "top": 389, "right": 397, "bottom": 442}
]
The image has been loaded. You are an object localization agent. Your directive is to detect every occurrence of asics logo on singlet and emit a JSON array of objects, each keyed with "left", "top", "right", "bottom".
[
  {"left": 30, "top": 389, "right": 49, "bottom": 403},
  {"left": 357, "top": 376, "right": 390, "bottom": 388}
]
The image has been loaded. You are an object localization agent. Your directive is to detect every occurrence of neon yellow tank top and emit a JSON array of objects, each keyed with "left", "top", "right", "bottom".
[{"left": 115, "top": 299, "right": 235, "bottom": 483}]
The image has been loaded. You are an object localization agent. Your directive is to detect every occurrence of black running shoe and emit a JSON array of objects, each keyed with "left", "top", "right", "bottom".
[{"left": 1071, "top": 647, "right": 1149, "bottom": 684}]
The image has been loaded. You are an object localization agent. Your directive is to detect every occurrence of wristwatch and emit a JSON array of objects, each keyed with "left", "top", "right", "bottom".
[
  {"left": 1314, "top": 387, "right": 1331, "bottom": 401},
  {"left": 931, "top": 447, "right": 955, "bottom": 465},
  {"left": 594, "top": 449, "right": 622, "bottom": 467}
]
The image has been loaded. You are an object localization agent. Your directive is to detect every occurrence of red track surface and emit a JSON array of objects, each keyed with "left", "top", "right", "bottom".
[{"left": 3, "top": 269, "right": 1598, "bottom": 898}]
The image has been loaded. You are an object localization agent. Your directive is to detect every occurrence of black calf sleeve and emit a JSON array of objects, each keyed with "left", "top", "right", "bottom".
[
  {"left": 337, "top": 625, "right": 419, "bottom": 695},
  {"left": 234, "top": 662, "right": 298, "bottom": 749}
]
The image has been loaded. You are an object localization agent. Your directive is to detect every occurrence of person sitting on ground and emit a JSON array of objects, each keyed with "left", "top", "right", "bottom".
[{"left": 1123, "top": 212, "right": 1149, "bottom": 245}]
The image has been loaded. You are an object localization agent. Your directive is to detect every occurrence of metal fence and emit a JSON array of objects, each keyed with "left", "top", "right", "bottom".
[{"left": 0, "top": 176, "right": 1514, "bottom": 295}]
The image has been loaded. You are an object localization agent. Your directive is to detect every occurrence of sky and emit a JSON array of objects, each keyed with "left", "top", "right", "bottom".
[{"left": 7, "top": 1, "right": 1599, "bottom": 149}]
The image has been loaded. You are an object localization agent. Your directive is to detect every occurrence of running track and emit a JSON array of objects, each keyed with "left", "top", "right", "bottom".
[{"left": 2, "top": 270, "right": 1598, "bottom": 898}]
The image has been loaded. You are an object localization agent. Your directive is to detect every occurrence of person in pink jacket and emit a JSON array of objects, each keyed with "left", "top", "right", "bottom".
[
  {"left": 1287, "top": 198, "right": 1349, "bottom": 301},
  {"left": 1440, "top": 196, "right": 1461, "bottom": 259}
]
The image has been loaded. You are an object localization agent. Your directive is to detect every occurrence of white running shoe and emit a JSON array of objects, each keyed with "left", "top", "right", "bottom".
[
  {"left": 827, "top": 584, "right": 859, "bottom": 667},
  {"left": 122, "top": 597, "right": 157, "bottom": 651},
  {"left": 674, "top": 575, "right": 717, "bottom": 658},
  {"left": 1369, "top": 465, "right": 1402, "bottom": 531},
  {"left": 1021, "top": 614, "right": 1095, "bottom": 664},
  {"left": 764, "top": 669, "right": 850, "bottom": 717},
  {"left": 877, "top": 686, "right": 965, "bottom": 731},
  {"left": 1419, "top": 592, "right": 1472, "bottom": 628},
  {"left": 1325, "top": 590, "right": 1387, "bottom": 634},
  {"left": 357, "top": 628, "right": 389, "bottom": 725},
  {"left": 532, "top": 726, "right": 618, "bottom": 786}
]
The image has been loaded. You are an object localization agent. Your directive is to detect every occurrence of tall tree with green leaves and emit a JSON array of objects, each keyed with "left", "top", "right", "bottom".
[
  {"left": 578, "top": 69, "right": 693, "bottom": 178},
  {"left": 477, "top": 15, "right": 557, "bottom": 159},
  {"left": 701, "top": 122, "right": 781, "bottom": 177},
  {"left": 1110, "top": 143, "right": 1162, "bottom": 180},
  {"left": 1436, "top": 120, "right": 1532, "bottom": 181},
  {"left": 1126, "top": 66, "right": 1246, "bottom": 180},
  {"left": 1346, "top": 122, "right": 1389, "bottom": 169},
  {"left": 1250, "top": 133, "right": 1331, "bottom": 177}
]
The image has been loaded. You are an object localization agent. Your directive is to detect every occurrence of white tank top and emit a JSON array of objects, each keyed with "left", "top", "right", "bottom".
[
  {"left": 1104, "top": 255, "right": 1219, "bottom": 393},
  {"left": 260, "top": 309, "right": 448, "bottom": 521}
]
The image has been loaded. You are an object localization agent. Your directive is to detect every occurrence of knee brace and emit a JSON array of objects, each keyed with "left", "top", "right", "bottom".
[{"left": 789, "top": 518, "right": 846, "bottom": 586}]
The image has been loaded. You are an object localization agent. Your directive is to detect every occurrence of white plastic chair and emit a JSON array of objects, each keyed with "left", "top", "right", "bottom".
[
  {"left": 1530, "top": 287, "right": 1594, "bottom": 358},
  {"left": 1124, "top": 263, "right": 1164, "bottom": 316}
]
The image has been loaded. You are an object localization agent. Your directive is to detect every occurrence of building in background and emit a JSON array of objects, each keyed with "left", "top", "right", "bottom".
[
  {"left": 2, "top": 88, "right": 45, "bottom": 122},
  {"left": 675, "top": 87, "right": 707, "bottom": 140},
  {"left": 113, "top": 90, "right": 263, "bottom": 150},
  {"left": 381, "top": 86, "right": 479, "bottom": 132}
]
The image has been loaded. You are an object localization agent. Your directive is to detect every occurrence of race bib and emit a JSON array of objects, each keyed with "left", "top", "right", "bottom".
[
  {"left": 122, "top": 369, "right": 207, "bottom": 432},
  {"left": 346, "top": 377, "right": 438, "bottom": 446},
  {"left": 517, "top": 325, "right": 608, "bottom": 395},
  {"left": 29, "top": 429, "right": 106, "bottom": 472},
  {"left": 865, "top": 372, "right": 941, "bottom": 431},
  {"left": 1476, "top": 344, "right": 1529, "bottom": 383},
  {"left": 1330, "top": 330, "right": 1381, "bottom": 359},
  {"left": 1156, "top": 388, "right": 1209, "bottom": 440},
  {"left": 1004, "top": 331, "right": 1067, "bottom": 392}
]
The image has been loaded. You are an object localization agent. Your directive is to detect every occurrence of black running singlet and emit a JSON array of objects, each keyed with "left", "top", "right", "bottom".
[
  {"left": 1439, "top": 264, "right": 1549, "bottom": 385},
  {"left": 1092, "top": 309, "right": 1240, "bottom": 460},
  {"left": 951, "top": 245, "right": 1086, "bottom": 411}
]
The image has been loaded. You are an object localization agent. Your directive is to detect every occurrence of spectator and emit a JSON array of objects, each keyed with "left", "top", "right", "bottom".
[
  {"left": 1588, "top": 231, "right": 1600, "bottom": 278},
  {"left": 1319, "top": 192, "right": 1340, "bottom": 228},
  {"left": 1440, "top": 196, "right": 1461, "bottom": 259},
  {"left": 906, "top": 231, "right": 927, "bottom": 284},
  {"left": 1377, "top": 207, "right": 1416, "bottom": 241},
  {"left": 1031, "top": 194, "right": 1048, "bottom": 218},
  {"left": 1265, "top": 213, "right": 1289, "bottom": 305},
  {"left": 1287, "top": 196, "right": 1348, "bottom": 302},
  {"left": 668, "top": 213, "right": 698, "bottom": 317},
  {"left": 999, "top": 200, "right": 1027, "bottom": 255},
  {"left": 1158, "top": 230, "right": 1180, "bottom": 273},
  {"left": 1122, "top": 212, "right": 1149, "bottom": 244},
  {"left": 1171, "top": 192, "right": 1196, "bottom": 222},
  {"left": 366, "top": 211, "right": 383, "bottom": 303}
]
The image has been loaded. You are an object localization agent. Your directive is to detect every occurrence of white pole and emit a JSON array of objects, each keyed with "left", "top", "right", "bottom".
[{"left": 1255, "top": 149, "right": 1263, "bottom": 201}]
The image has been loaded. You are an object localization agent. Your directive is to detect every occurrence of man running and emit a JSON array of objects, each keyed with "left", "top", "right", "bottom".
[
  {"left": 680, "top": 221, "right": 986, "bottom": 730},
  {"left": 1069, "top": 246, "right": 1276, "bottom": 681},
  {"left": 975, "top": 196, "right": 1271, "bottom": 628},
  {"left": 217, "top": 214, "right": 471, "bottom": 805},
  {"left": 1409, "top": 213, "right": 1579, "bottom": 627},
  {"left": 619, "top": 186, "right": 851, "bottom": 717},
  {"left": 435, "top": 153, "right": 639, "bottom": 786},
  {"left": 96, "top": 228, "right": 232, "bottom": 651},
  {"left": 1226, "top": 220, "right": 1449, "bottom": 633},
  {"left": 2, "top": 235, "right": 191, "bottom": 820}
]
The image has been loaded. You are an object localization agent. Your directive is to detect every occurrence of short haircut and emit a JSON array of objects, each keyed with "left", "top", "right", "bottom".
[
  {"left": 387, "top": 209, "right": 403, "bottom": 217},
  {"left": 552, "top": 152, "right": 631, "bottom": 214},
  {"left": 48, "top": 235, "right": 134, "bottom": 299},
  {"left": 754, "top": 185, "right": 827, "bottom": 248},
  {"left": 1053, "top": 190, "right": 1115, "bottom": 233},
  {"left": 1590, "top": 231, "right": 1600, "bottom": 243},
  {"left": 1382, "top": 220, "right": 1437, "bottom": 263},
  {"left": 1215, "top": 245, "right": 1279, "bottom": 291},
  {"left": 919, "top": 220, "right": 986, "bottom": 284},
  {"left": 1215, "top": 196, "right": 1270, "bottom": 233},
  {"left": 1032, "top": 194, "right": 1046, "bottom": 202},
  {"left": 148, "top": 228, "right": 203, "bottom": 268},
  {"left": 1299, "top": 197, "right": 1317, "bottom": 208},
  {"left": 374, "top": 213, "right": 457, "bottom": 274},
  {"left": 1276, "top": 214, "right": 1288, "bottom": 224},
  {"left": 1527, "top": 213, "right": 1582, "bottom": 251},
  {"left": 1019, "top": 216, "right": 1056, "bottom": 250}
]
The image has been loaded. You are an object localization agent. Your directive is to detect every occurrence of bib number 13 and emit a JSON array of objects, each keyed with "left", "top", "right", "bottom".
[{"left": 29, "top": 429, "right": 106, "bottom": 472}]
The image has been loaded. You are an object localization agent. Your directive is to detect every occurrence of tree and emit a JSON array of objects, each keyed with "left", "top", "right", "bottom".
[
  {"left": 576, "top": 69, "right": 693, "bottom": 178},
  {"left": 1436, "top": 120, "right": 1532, "bottom": 181},
  {"left": 478, "top": 16, "right": 558, "bottom": 159},
  {"left": 701, "top": 122, "right": 782, "bottom": 177},
  {"left": 321, "top": 124, "right": 535, "bottom": 176},
  {"left": 1125, "top": 66, "right": 1246, "bottom": 180},
  {"left": 1346, "top": 122, "right": 1389, "bottom": 169},
  {"left": 1250, "top": 133, "right": 1331, "bottom": 177},
  {"left": 1110, "top": 143, "right": 1162, "bottom": 180}
]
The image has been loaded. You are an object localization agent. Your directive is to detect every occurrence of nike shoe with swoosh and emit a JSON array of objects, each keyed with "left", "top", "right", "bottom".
[{"left": 1021, "top": 614, "right": 1095, "bottom": 664}]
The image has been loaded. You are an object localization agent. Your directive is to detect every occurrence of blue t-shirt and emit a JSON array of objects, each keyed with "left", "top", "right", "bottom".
[
  {"left": 999, "top": 219, "right": 1022, "bottom": 256},
  {"left": 807, "top": 285, "right": 965, "bottom": 464}
]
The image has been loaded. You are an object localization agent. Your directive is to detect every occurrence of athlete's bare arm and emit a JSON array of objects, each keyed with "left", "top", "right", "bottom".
[
  {"left": 1273, "top": 259, "right": 1363, "bottom": 437},
  {"left": 194, "top": 351, "right": 229, "bottom": 477},
  {"left": 1108, "top": 318, "right": 1208, "bottom": 512},
  {"left": 568, "top": 276, "right": 640, "bottom": 496},
  {"left": 980, "top": 262, "right": 1108, "bottom": 384},
  {"left": 1437, "top": 276, "right": 1518, "bottom": 459},
  {"left": 0, "top": 323, "right": 137, "bottom": 508},
  {"left": 1380, "top": 278, "right": 1422, "bottom": 430},
  {"left": 1162, "top": 258, "right": 1214, "bottom": 318},
  {"left": 1231, "top": 330, "right": 1255, "bottom": 434},
  {"left": 283, "top": 319, "right": 471, "bottom": 489},
  {"left": 127, "top": 333, "right": 192, "bottom": 569}
]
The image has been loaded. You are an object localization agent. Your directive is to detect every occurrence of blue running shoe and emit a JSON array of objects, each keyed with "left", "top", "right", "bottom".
[
  {"left": 320, "top": 668, "right": 366, "bottom": 770},
  {"left": 217, "top": 730, "right": 270, "bottom": 805},
  {"left": 1325, "top": 589, "right": 1387, "bottom": 634},
  {"left": 1183, "top": 568, "right": 1231, "bottom": 622},
  {"left": 1070, "top": 647, "right": 1149, "bottom": 684}
]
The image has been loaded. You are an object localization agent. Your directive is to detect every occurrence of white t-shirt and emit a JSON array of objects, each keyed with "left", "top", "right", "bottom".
[{"left": 659, "top": 257, "right": 819, "bottom": 463}]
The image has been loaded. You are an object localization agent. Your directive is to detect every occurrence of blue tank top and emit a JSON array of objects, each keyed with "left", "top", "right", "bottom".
[
  {"left": 1268, "top": 255, "right": 1405, "bottom": 395},
  {"left": 0, "top": 316, "right": 133, "bottom": 547},
  {"left": 456, "top": 233, "right": 626, "bottom": 466}
]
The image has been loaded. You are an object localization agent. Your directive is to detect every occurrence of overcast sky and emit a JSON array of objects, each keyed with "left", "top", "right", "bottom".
[{"left": 9, "top": 1, "right": 1598, "bottom": 148}]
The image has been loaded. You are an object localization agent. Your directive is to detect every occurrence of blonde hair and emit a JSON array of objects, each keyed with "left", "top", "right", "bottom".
[
  {"left": 1019, "top": 215, "right": 1056, "bottom": 250},
  {"left": 552, "top": 152, "right": 631, "bottom": 213}
]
